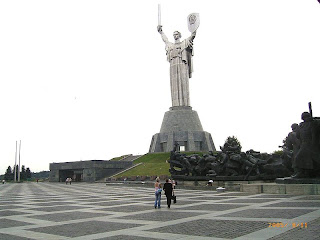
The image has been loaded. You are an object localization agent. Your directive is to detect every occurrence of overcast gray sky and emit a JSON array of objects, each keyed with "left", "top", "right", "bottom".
[{"left": 1, "top": 0, "right": 320, "bottom": 174}]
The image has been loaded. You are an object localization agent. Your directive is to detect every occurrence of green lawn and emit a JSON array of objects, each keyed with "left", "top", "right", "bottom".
[
  {"left": 113, "top": 152, "right": 207, "bottom": 178},
  {"left": 114, "top": 153, "right": 171, "bottom": 178}
]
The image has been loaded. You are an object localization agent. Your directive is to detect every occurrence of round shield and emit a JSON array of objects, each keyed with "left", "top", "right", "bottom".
[{"left": 187, "top": 13, "right": 200, "bottom": 32}]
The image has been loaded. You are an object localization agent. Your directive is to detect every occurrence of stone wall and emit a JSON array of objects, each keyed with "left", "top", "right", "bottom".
[{"left": 49, "top": 160, "right": 133, "bottom": 182}]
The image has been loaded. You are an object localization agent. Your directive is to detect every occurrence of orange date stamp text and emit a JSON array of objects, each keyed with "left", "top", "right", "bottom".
[{"left": 268, "top": 222, "right": 307, "bottom": 228}]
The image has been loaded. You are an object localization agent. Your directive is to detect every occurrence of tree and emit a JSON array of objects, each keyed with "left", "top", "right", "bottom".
[
  {"left": 222, "top": 136, "right": 242, "bottom": 153},
  {"left": 4, "top": 166, "right": 13, "bottom": 181},
  {"left": 21, "top": 165, "right": 26, "bottom": 180},
  {"left": 6, "top": 166, "right": 12, "bottom": 174},
  {"left": 3, "top": 165, "right": 33, "bottom": 181},
  {"left": 26, "top": 167, "right": 32, "bottom": 179}
]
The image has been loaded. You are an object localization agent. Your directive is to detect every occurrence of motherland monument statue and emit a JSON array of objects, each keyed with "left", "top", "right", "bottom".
[
  {"left": 149, "top": 6, "right": 216, "bottom": 153},
  {"left": 156, "top": 24, "right": 195, "bottom": 107}
]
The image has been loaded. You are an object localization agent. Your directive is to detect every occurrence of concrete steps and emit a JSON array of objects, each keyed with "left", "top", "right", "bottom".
[
  {"left": 120, "top": 155, "right": 142, "bottom": 162},
  {"left": 97, "top": 162, "right": 143, "bottom": 182}
]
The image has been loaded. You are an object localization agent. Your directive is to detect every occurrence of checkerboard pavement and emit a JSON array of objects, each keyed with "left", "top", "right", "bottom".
[{"left": 0, "top": 182, "right": 319, "bottom": 240}]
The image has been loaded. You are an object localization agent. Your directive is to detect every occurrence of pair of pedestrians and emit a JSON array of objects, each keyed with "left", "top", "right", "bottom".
[
  {"left": 154, "top": 178, "right": 175, "bottom": 208},
  {"left": 65, "top": 178, "right": 72, "bottom": 185}
]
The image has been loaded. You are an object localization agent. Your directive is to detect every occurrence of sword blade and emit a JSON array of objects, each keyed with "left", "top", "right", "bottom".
[{"left": 158, "top": 4, "right": 161, "bottom": 25}]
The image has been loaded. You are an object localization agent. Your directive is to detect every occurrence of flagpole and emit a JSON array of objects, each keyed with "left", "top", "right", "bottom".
[
  {"left": 18, "top": 140, "right": 21, "bottom": 182},
  {"left": 14, "top": 141, "right": 17, "bottom": 182}
]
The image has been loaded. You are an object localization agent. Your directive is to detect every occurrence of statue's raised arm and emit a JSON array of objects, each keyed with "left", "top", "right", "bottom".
[{"left": 157, "top": 25, "right": 169, "bottom": 44}]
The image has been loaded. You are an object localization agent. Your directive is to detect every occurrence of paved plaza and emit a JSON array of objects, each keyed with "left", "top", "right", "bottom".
[{"left": 0, "top": 182, "right": 320, "bottom": 240}]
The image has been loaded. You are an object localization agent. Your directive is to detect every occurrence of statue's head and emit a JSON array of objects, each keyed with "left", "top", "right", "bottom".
[
  {"left": 291, "top": 123, "right": 298, "bottom": 132},
  {"left": 301, "top": 112, "right": 311, "bottom": 121},
  {"left": 173, "top": 31, "right": 181, "bottom": 40}
]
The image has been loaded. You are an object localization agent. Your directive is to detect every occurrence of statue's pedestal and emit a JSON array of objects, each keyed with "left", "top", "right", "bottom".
[{"left": 149, "top": 106, "right": 216, "bottom": 152}]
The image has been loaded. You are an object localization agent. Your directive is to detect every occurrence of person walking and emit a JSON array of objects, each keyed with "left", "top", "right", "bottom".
[
  {"left": 163, "top": 178, "right": 173, "bottom": 208},
  {"left": 171, "top": 179, "right": 177, "bottom": 204},
  {"left": 154, "top": 177, "right": 162, "bottom": 209}
]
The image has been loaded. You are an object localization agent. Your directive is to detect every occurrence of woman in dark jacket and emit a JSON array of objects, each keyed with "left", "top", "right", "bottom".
[{"left": 163, "top": 179, "right": 173, "bottom": 208}]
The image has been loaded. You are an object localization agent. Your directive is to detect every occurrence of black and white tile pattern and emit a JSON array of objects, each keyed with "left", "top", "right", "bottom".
[{"left": 0, "top": 182, "right": 319, "bottom": 239}]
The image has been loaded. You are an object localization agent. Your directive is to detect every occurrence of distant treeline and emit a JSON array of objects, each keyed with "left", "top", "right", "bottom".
[
  {"left": 1, "top": 165, "right": 49, "bottom": 181},
  {"left": 32, "top": 171, "right": 50, "bottom": 179}
]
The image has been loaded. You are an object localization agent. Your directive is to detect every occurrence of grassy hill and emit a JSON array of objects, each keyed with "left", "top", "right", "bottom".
[
  {"left": 113, "top": 152, "right": 206, "bottom": 179},
  {"left": 113, "top": 152, "right": 171, "bottom": 178}
]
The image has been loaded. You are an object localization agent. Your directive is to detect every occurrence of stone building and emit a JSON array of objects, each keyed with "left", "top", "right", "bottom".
[{"left": 49, "top": 160, "right": 133, "bottom": 182}]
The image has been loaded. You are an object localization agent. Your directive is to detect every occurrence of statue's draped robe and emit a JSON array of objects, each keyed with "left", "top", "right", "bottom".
[{"left": 161, "top": 32, "right": 195, "bottom": 107}]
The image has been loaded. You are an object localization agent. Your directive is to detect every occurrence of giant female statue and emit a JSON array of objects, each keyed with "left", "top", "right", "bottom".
[{"left": 157, "top": 25, "right": 196, "bottom": 107}]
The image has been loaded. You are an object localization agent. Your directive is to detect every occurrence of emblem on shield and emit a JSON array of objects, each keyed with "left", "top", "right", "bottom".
[{"left": 188, "top": 13, "right": 200, "bottom": 32}]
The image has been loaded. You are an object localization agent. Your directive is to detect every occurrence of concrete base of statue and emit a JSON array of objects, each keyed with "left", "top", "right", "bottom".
[{"left": 149, "top": 106, "right": 216, "bottom": 153}]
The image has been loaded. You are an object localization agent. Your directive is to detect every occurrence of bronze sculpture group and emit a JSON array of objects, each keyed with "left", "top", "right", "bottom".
[
  {"left": 287, "top": 110, "right": 320, "bottom": 178},
  {"left": 169, "top": 108, "right": 320, "bottom": 180}
]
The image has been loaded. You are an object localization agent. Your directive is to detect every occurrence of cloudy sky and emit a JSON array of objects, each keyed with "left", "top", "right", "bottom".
[{"left": 1, "top": 0, "right": 319, "bottom": 174}]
